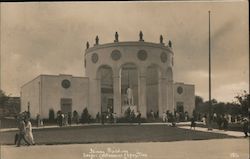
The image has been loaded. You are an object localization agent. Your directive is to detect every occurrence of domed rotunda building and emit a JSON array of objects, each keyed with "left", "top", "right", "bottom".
[{"left": 21, "top": 31, "right": 194, "bottom": 119}]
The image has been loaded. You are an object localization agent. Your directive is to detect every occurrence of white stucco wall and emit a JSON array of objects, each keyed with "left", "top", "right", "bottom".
[
  {"left": 20, "top": 41, "right": 195, "bottom": 120},
  {"left": 21, "top": 76, "right": 41, "bottom": 119},
  {"left": 85, "top": 41, "right": 174, "bottom": 117},
  {"left": 174, "top": 83, "right": 195, "bottom": 115},
  {"left": 21, "top": 74, "right": 89, "bottom": 119}
]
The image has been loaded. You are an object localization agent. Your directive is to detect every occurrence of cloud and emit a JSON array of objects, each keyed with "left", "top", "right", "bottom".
[{"left": 1, "top": 2, "right": 248, "bottom": 103}]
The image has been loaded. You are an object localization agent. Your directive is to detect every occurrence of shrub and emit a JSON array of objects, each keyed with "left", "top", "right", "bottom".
[
  {"left": 72, "top": 110, "right": 79, "bottom": 124},
  {"left": 80, "top": 108, "right": 91, "bottom": 123},
  {"left": 49, "top": 109, "right": 55, "bottom": 121}
]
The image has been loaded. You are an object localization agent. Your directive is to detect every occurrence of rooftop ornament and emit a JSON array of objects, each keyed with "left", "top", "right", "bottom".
[
  {"left": 160, "top": 35, "right": 164, "bottom": 45},
  {"left": 86, "top": 41, "right": 89, "bottom": 49},
  {"left": 95, "top": 36, "right": 99, "bottom": 46},
  {"left": 168, "top": 40, "right": 172, "bottom": 48},
  {"left": 114, "top": 32, "right": 119, "bottom": 42},
  {"left": 139, "top": 31, "right": 144, "bottom": 42}
]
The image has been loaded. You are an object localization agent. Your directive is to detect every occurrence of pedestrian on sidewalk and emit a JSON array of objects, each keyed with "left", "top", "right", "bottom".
[
  {"left": 223, "top": 115, "right": 229, "bottom": 131},
  {"left": 136, "top": 111, "right": 141, "bottom": 125},
  {"left": 16, "top": 119, "right": 31, "bottom": 147},
  {"left": 242, "top": 118, "right": 249, "bottom": 137},
  {"left": 190, "top": 117, "right": 196, "bottom": 130},
  {"left": 202, "top": 114, "right": 208, "bottom": 126},
  {"left": 162, "top": 112, "right": 167, "bottom": 123},
  {"left": 25, "top": 118, "right": 35, "bottom": 145}
]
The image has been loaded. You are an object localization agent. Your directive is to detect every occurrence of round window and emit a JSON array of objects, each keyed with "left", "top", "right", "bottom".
[
  {"left": 62, "top": 79, "right": 71, "bottom": 89},
  {"left": 137, "top": 50, "right": 147, "bottom": 61},
  {"left": 91, "top": 53, "right": 98, "bottom": 63},
  {"left": 111, "top": 50, "right": 121, "bottom": 61},
  {"left": 177, "top": 86, "right": 183, "bottom": 94}
]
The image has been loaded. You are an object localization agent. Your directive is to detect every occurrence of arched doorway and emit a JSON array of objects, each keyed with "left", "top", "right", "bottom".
[
  {"left": 120, "top": 63, "right": 138, "bottom": 115},
  {"left": 97, "top": 65, "right": 114, "bottom": 114},
  {"left": 146, "top": 65, "right": 160, "bottom": 118}
]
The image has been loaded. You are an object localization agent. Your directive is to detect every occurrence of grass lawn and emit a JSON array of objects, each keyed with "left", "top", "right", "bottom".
[{"left": 0, "top": 124, "right": 236, "bottom": 145}]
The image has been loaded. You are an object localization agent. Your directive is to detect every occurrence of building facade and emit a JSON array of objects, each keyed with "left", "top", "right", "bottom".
[
  {"left": 21, "top": 33, "right": 195, "bottom": 119},
  {"left": 21, "top": 75, "right": 89, "bottom": 119}
]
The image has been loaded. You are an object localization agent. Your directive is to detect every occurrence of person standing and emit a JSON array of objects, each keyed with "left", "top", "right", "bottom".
[
  {"left": 242, "top": 118, "right": 249, "bottom": 137},
  {"left": 162, "top": 112, "right": 167, "bottom": 122},
  {"left": 202, "top": 115, "right": 206, "bottom": 126},
  {"left": 16, "top": 119, "right": 30, "bottom": 147},
  {"left": 190, "top": 117, "right": 196, "bottom": 130},
  {"left": 136, "top": 111, "right": 141, "bottom": 125},
  {"left": 96, "top": 112, "right": 100, "bottom": 123},
  {"left": 223, "top": 115, "right": 228, "bottom": 131},
  {"left": 68, "top": 112, "right": 72, "bottom": 126},
  {"left": 58, "top": 113, "right": 63, "bottom": 127},
  {"left": 150, "top": 110, "right": 155, "bottom": 120},
  {"left": 25, "top": 119, "right": 35, "bottom": 145},
  {"left": 101, "top": 113, "right": 105, "bottom": 125}
]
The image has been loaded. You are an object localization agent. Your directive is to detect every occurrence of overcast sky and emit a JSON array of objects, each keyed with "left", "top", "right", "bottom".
[{"left": 0, "top": 1, "right": 249, "bottom": 102}]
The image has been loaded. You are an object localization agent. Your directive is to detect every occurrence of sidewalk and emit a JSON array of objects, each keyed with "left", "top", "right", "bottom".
[
  {"left": 178, "top": 125, "right": 246, "bottom": 137},
  {"left": 1, "top": 138, "right": 249, "bottom": 159}
]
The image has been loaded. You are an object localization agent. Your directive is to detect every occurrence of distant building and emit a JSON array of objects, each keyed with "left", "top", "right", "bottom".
[
  {"left": 21, "top": 33, "right": 195, "bottom": 119},
  {"left": 21, "top": 75, "right": 88, "bottom": 119}
]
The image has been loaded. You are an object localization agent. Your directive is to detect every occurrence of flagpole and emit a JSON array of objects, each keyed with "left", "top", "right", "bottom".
[{"left": 208, "top": 10, "right": 213, "bottom": 131}]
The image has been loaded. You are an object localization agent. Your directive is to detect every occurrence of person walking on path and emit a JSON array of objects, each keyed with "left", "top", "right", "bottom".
[
  {"left": 223, "top": 115, "right": 229, "bottom": 131},
  {"left": 190, "top": 117, "right": 196, "bottom": 130},
  {"left": 16, "top": 119, "right": 30, "bottom": 147},
  {"left": 242, "top": 118, "right": 249, "bottom": 137},
  {"left": 25, "top": 119, "right": 35, "bottom": 145}
]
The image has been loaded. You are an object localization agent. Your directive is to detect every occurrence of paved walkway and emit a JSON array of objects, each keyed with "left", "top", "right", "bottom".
[
  {"left": 1, "top": 138, "right": 249, "bottom": 159},
  {"left": 178, "top": 125, "right": 246, "bottom": 137}
]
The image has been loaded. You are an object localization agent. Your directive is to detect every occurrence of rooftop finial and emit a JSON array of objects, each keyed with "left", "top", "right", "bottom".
[
  {"left": 86, "top": 41, "right": 89, "bottom": 49},
  {"left": 139, "top": 31, "right": 144, "bottom": 42},
  {"left": 160, "top": 35, "right": 164, "bottom": 44},
  {"left": 168, "top": 40, "right": 172, "bottom": 48},
  {"left": 95, "top": 36, "right": 99, "bottom": 45},
  {"left": 114, "top": 32, "right": 119, "bottom": 42}
]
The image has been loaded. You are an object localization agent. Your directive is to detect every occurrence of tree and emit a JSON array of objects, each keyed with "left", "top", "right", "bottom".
[
  {"left": 234, "top": 90, "right": 249, "bottom": 116},
  {"left": 0, "top": 90, "right": 10, "bottom": 107},
  {"left": 196, "top": 98, "right": 218, "bottom": 114},
  {"left": 195, "top": 96, "right": 203, "bottom": 109},
  {"left": 81, "top": 108, "right": 90, "bottom": 123}
]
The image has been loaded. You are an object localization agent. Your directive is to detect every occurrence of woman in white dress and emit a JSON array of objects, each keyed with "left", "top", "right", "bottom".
[{"left": 25, "top": 119, "right": 35, "bottom": 145}]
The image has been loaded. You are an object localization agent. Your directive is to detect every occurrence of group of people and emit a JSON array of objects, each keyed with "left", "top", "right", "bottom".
[
  {"left": 15, "top": 118, "right": 35, "bottom": 147},
  {"left": 57, "top": 112, "right": 73, "bottom": 127},
  {"left": 162, "top": 111, "right": 190, "bottom": 123}
]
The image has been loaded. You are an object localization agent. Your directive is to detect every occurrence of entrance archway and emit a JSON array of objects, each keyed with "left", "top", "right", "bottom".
[
  {"left": 146, "top": 65, "right": 159, "bottom": 118},
  {"left": 120, "top": 63, "right": 138, "bottom": 115},
  {"left": 97, "top": 65, "right": 113, "bottom": 114}
]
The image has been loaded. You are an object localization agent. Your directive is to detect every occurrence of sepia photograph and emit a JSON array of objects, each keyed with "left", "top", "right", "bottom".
[{"left": 0, "top": 1, "right": 249, "bottom": 159}]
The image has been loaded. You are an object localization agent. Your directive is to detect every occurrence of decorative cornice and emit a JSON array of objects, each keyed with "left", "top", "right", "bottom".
[{"left": 85, "top": 41, "right": 173, "bottom": 55}]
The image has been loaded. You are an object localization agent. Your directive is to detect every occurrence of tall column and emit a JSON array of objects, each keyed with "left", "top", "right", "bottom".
[
  {"left": 88, "top": 78, "right": 101, "bottom": 117},
  {"left": 167, "top": 80, "right": 174, "bottom": 113},
  {"left": 138, "top": 67, "right": 147, "bottom": 118},
  {"left": 158, "top": 78, "right": 163, "bottom": 118},
  {"left": 161, "top": 76, "right": 168, "bottom": 114},
  {"left": 113, "top": 68, "right": 122, "bottom": 117}
]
